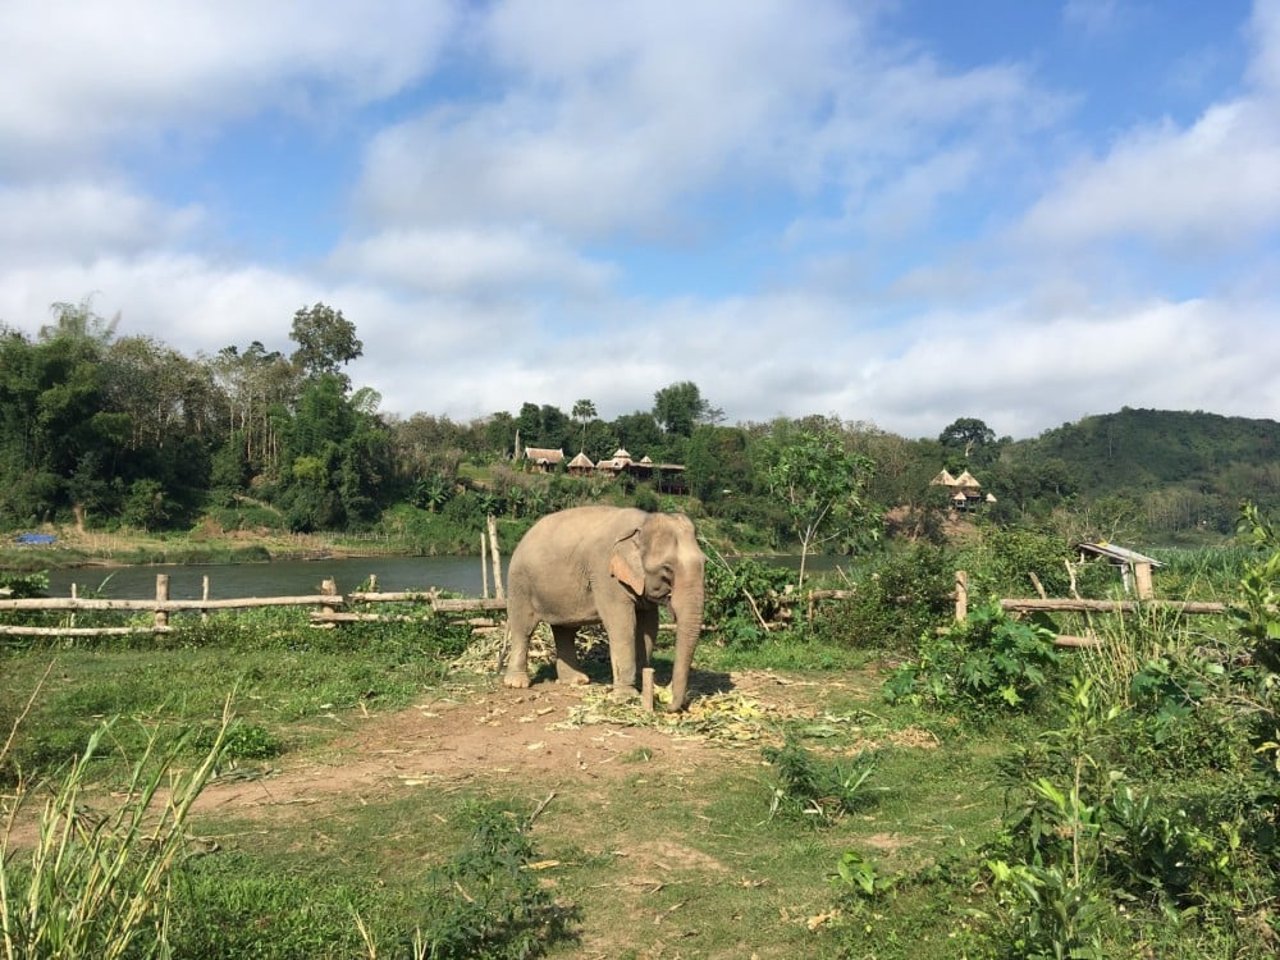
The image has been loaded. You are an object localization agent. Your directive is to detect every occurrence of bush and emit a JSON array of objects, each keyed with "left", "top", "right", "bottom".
[
  {"left": 884, "top": 602, "right": 1061, "bottom": 714},
  {"left": 808, "top": 543, "right": 954, "bottom": 652},
  {"left": 703, "top": 555, "right": 796, "bottom": 647}
]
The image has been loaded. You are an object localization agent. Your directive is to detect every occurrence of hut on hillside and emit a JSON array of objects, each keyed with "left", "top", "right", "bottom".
[
  {"left": 523, "top": 447, "right": 565, "bottom": 473},
  {"left": 566, "top": 451, "right": 595, "bottom": 476},
  {"left": 931, "top": 467, "right": 992, "bottom": 511}
]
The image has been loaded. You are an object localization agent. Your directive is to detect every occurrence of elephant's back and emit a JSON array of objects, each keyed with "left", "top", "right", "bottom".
[{"left": 513, "top": 505, "right": 645, "bottom": 554}]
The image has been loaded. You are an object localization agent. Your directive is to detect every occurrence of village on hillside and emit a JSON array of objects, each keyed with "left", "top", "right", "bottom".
[{"left": 522, "top": 446, "right": 688, "bottom": 493}]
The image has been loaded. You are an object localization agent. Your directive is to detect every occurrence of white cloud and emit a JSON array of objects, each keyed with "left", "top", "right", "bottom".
[
  {"left": 1019, "top": 99, "right": 1280, "bottom": 249},
  {"left": 1020, "top": 0, "right": 1280, "bottom": 250},
  {"left": 1062, "top": 0, "right": 1126, "bottom": 37},
  {"left": 0, "top": 181, "right": 203, "bottom": 265},
  {"left": 837, "top": 298, "right": 1280, "bottom": 437},
  {"left": 0, "top": 0, "right": 457, "bottom": 171},
  {"left": 331, "top": 226, "right": 617, "bottom": 298},
  {"left": 357, "top": 0, "right": 1049, "bottom": 242}
]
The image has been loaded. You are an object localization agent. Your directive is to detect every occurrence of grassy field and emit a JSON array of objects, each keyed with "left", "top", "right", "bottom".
[{"left": 2, "top": 532, "right": 1278, "bottom": 958}]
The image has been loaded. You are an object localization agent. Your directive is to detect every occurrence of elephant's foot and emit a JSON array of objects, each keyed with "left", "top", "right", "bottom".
[
  {"left": 555, "top": 664, "right": 591, "bottom": 685},
  {"left": 502, "top": 671, "right": 531, "bottom": 689},
  {"left": 608, "top": 684, "right": 640, "bottom": 703}
]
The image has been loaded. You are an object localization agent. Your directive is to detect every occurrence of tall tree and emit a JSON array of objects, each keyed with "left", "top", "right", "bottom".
[
  {"left": 761, "top": 427, "right": 878, "bottom": 589},
  {"left": 653, "top": 381, "right": 722, "bottom": 437},
  {"left": 938, "top": 417, "right": 997, "bottom": 464},
  {"left": 289, "top": 303, "right": 363, "bottom": 384},
  {"left": 571, "top": 398, "right": 597, "bottom": 452}
]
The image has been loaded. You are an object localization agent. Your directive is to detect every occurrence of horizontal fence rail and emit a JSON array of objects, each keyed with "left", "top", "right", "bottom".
[{"left": 0, "top": 571, "right": 511, "bottom": 638}]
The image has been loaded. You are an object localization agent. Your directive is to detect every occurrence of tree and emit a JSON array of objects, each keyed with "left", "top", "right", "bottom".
[
  {"left": 289, "top": 303, "right": 362, "bottom": 383},
  {"left": 572, "top": 398, "right": 597, "bottom": 451},
  {"left": 762, "top": 428, "right": 878, "bottom": 589},
  {"left": 653, "top": 381, "right": 722, "bottom": 437},
  {"left": 611, "top": 411, "right": 664, "bottom": 457},
  {"left": 939, "top": 417, "right": 997, "bottom": 465},
  {"left": 684, "top": 425, "right": 754, "bottom": 503}
]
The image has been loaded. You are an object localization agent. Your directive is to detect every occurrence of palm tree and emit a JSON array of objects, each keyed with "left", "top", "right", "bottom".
[{"left": 572, "top": 399, "right": 597, "bottom": 452}]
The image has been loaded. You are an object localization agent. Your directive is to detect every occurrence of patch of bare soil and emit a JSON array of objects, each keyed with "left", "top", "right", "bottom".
[
  {"left": 194, "top": 682, "right": 707, "bottom": 818},
  {"left": 192, "top": 669, "right": 883, "bottom": 820}
]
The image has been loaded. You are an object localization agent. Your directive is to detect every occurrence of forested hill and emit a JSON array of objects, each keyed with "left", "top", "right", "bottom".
[{"left": 1023, "top": 408, "right": 1280, "bottom": 500}]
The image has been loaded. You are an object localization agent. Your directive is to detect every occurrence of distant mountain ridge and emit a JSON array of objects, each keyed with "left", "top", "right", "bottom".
[
  {"left": 1025, "top": 408, "right": 1280, "bottom": 494},
  {"left": 1013, "top": 409, "right": 1280, "bottom": 535}
]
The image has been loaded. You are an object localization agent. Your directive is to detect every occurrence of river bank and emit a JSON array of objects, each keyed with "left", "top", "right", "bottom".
[{"left": 0, "top": 525, "right": 451, "bottom": 573}]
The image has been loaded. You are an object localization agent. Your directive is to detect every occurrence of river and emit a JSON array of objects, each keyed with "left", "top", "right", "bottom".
[
  {"left": 43, "top": 553, "right": 840, "bottom": 601},
  {"left": 45, "top": 556, "right": 499, "bottom": 600}
]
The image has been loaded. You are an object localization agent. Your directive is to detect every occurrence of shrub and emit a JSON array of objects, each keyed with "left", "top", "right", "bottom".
[
  {"left": 884, "top": 602, "right": 1062, "bottom": 714},
  {"left": 762, "top": 734, "right": 877, "bottom": 826},
  {"left": 702, "top": 554, "right": 795, "bottom": 647},
  {"left": 807, "top": 543, "right": 954, "bottom": 651}
]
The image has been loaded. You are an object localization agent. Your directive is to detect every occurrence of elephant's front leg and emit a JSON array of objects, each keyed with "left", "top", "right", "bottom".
[
  {"left": 600, "top": 606, "right": 640, "bottom": 701},
  {"left": 552, "top": 625, "right": 590, "bottom": 685}
]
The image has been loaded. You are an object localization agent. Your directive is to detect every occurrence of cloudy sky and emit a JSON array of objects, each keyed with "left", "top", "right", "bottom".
[{"left": 2, "top": 0, "right": 1278, "bottom": 439}]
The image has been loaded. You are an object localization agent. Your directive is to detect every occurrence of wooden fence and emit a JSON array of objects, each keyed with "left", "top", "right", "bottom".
[
  {"left": 952, "top": 569, "right": 1232, "bottom": 649},
  {"left": 0, "top": 573, "right": 507, "bottom": 638},
  {"left": 0, "top": 566, "right": 1240, "bottom": 642}
]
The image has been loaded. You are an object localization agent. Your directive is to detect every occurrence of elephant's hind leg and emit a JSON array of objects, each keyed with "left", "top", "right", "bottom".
[
  {"left": 502, "top": 605, "right": 536, "bottom": 689},
  {"left": 552, "top": 625, "right": 590, "bottom": 685}
]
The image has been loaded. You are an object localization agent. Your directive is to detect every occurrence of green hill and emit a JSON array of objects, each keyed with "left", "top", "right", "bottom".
[{"left": 1012, "top": 408, "right": 1280, "bottom": 536}]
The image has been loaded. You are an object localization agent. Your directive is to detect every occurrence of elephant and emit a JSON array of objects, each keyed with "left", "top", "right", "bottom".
[{"left": 502, "top": 505, "right": 706, "bottom": 711}]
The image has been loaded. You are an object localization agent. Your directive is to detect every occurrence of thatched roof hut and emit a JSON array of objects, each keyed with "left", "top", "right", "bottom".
[
  {"left": 567, "top": 451, "right": 595, "bottom": 475},
  {"left": 523, "top": 446, "right": 564, "bottom": 472}
]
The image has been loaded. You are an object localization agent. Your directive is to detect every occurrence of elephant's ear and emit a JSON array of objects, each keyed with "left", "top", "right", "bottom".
[{"left": 608, "top": 530, "right": 646, "bottom": 595}]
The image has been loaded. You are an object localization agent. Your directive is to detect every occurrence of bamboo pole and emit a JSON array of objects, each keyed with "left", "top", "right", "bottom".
[
  {"left": 319, "top": 578, "right": 338, "bottom": 627},
  {"left": 347, "top": 590, "right": 436, "bottom": 603},
  {"left": 487, "top": 515, "right": 505, "bottom": 601},
  {"left": 0, "top": 595, "right": 345, "bottom": 612},
  {"left": 999, "top": 598, "right": 1227, "bottom": 614},
  {"left": 0, "top": 625, "right": 173, "bottom": 637},
  {"left": 431, "top": 597, "right": 508, "bottom": 612}
]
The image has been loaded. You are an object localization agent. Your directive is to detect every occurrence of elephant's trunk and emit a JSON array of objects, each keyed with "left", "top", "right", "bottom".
[{"left": 667, "top": 563, "right": 705, "bottom": 712}]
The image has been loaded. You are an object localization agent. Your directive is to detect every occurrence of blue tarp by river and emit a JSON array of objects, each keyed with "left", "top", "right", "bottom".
[{"left": 14, "top": 533, "right": 57, "bottom": 545}]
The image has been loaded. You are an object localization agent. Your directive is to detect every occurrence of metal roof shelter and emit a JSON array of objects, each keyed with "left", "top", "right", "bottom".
[{"left": 1077, "top": 541, "right": 1162, "bottom": 598}]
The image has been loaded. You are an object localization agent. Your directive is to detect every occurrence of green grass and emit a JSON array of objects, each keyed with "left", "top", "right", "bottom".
[{"left": 2, "top": 562, "right": 1275, "bottom": 959}]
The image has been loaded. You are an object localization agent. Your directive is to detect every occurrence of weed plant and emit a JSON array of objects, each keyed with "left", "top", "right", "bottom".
[
  {"left": 0, "top": 700, "right": 230, "bottom": 960},
  {"left": 884, "top": 602, "right": 1062, "bottom": 715},
  {"left": 762, "top": 734, "right": 878, "bottom": 826}
]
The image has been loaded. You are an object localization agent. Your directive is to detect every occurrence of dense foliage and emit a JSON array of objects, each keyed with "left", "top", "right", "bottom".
[{"left": 3, "top": 298, "right": 1280, "bottom": 556}]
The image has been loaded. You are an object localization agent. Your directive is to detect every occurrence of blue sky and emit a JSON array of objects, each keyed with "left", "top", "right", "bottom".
[{"left": 1, "top": 0, "right": 1277, "bottom": 438}]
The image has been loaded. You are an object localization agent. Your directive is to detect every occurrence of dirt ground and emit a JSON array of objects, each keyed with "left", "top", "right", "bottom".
[{"left": 193, "top": 670, "right": 870, "bottom": 818}]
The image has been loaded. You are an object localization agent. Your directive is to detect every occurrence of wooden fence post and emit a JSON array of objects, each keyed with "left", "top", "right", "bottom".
[
  {"left": 155, "top": 574, "right": 169, "bottom": 630},
  {"left": 70, "top": 583, "right": 77, "bottom": 629},
  {"left": 201, "top": 575, "right": 210, "bottom": 623},
  {"left": 954, "top": 570, "right": 968, "bottom": 622},
  {"left": 487, "top": 515, "right": 505, "bottom": 601},
  {"left": 320, "top": 578, "right": 338, "bottom": 627},
  {"left": 1134, "top": 562, "right": 1154, "bottom": 600},
  {"left": 481, "top": 533, "right": 490, "bottom": 599},
  {"left": 641, "top": 667, "right": 655, "bottom": 712}
]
